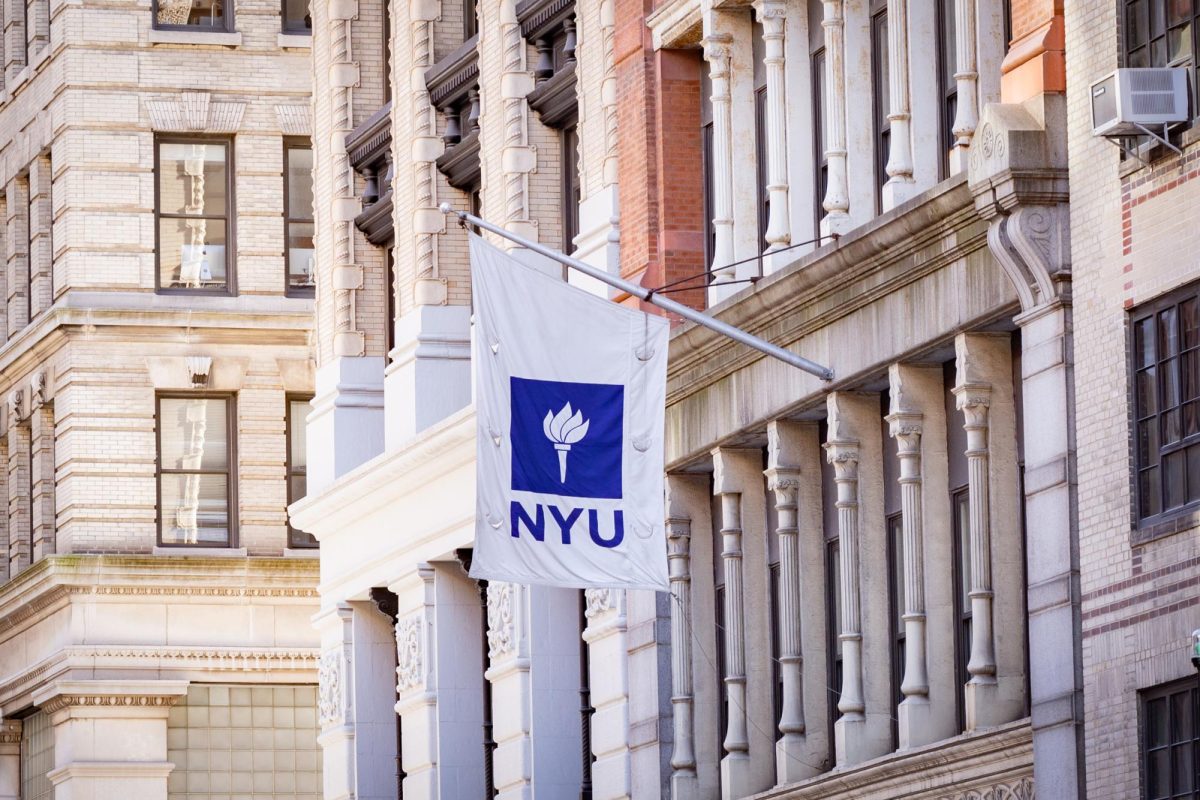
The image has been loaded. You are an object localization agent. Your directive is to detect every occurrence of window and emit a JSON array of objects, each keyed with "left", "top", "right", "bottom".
[
  {"left": 825, "top": 534, "right": 842, "bottom": 744},
  {"left": 285, "top": 141, "right": 315, "bottom": 295},
  {"left": 20, "top": 709, "right": 53, "bottom": 800},
  {"left": 769, "top": 561, "right": 783, "bottom": 730},
  {"left": 287, "top": 396, "right": 316, "bottom": 548},
  {"left": 1124, "top": 0, "right": 1200, "bottom": 114},
  {"left": 1140, "top": 677, "right": 1199, "bottom": 800},
  {"left": 871, "top": 0, "right": 890, "bottom": 211},
  {"left": 561, "top": 124, "right": 580, "bottom": 257},
  {"left": 701, "top": 62, "right": 717, "bottom": 272},
  {"left": 937, "top": 0, "right": 958, "bottom": 178},
  {"left": 157, "top": 395, "right": 235, "bottom": 547},
  {"left": 382, "top": 0, "right": 392, "bottom": 103},
  {"left": 282, "top": 0, "right": 310, "bottom": 32},
  {"left": 156, "top": 138, "right": 233, "bottom": 294},
  {"left": 24, "top": 173, "right": 33, "bottom": 324},
  {"left": 385, "top": 248, "right": 396, "bottom": 358},
  {"left": 952, "top": 486, "right": 972, "bottom": 731},
  {"left": 714, "top": 548, "right": 729, "bottom": 756},
  {"left": 812, "top": 47, "right": 829, "bottom": 237},
  {"left": 886, "top": 511, "right": 905, "bottom": 745},
  {"left": 753, "top": 19, "right": 769, "bottom": 253},
  {"left": 154, "top": 0, "right": 233, "bottom": 30},
  {"left": 1132, "top": 284, "right": 1200, "bottom": 525},
  {"left": 463, "top": 0, "right": 477, "bottom": 39}
]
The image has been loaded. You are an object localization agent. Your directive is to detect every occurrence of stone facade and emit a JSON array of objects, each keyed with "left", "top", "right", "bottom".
[
  {"left": 0, "top": 0, "right": 320, "bottom": 795},
  {"left": 297, "top": 0, "right": 1102, "bottom": 798}
]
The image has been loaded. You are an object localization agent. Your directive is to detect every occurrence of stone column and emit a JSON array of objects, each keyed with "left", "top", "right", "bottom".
[
  {"left": 32, "top": 680, "right": 188, "bottom": 800},
  {"left": 881, "top": 0, "right": 915, "bottom": 209},
  {"left": 666, "top": 510, "right": 698, "bottom": 797},
  {"left": 314, "top": 603, "right": 399, "bottom": 800},
  {"left": 765, "top": 421, "right": 821, "bottom": 784},
  {"left": 390, "top": 564, "right": 486, "bottom": 800},
  {"left": 29, "top": 372, "right": 53, "bottom": 561},
  {"left": 583, "top": 588, "right": 630, "bottom": 800},
  {"left": 5, "top": 176, "right": 28, "bottom": 337},
  {"left": 28, "top": 156, "right": 52, "bottom": 315},
  {"left": 948, "top": 0, "right": 978, "bottom": 173},
  {"left": 819, "top": 0, "right": 851, "bottom": 236},
  {"left": 886, "top": 364, "right": 938, "bottom": 749},
  {"left": 0, "top": 720, "right": 19, "bottom": 800},
  {"left": 824, "top": 393, "right": 891, "bottom": 767},
  {"left": 755, "top": 1, "right": 791, "bottom": 254},
  {"left": 712, "top": 470, "right": 749, "bottom": 795},
  {"left": 703, "top": 34, "right": 736, "bottom": 305},
  {"left": 953, "top": 334, "right": 1027, "bottom": 732},
  {"left": 6, "top": 389, "right": 29, "bottom": 577},
  {"left": 487, "top": 582, "right": 584, "bottom": 799},
  {"left": 498, "top": 0, "right": 537, "bottom": 243}
]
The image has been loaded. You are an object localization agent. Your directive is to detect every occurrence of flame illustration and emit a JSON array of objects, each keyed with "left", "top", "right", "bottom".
[{"left": 543, "top": 402, "right": 590, "bottom": 482}]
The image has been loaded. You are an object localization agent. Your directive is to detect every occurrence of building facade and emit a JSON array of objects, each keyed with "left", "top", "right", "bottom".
[
  {"left": 296, "top": 0, "right": 1102, "bottom": 798},
  {"left": 0, "top": 0, "right": 322, "bottom": 797}
]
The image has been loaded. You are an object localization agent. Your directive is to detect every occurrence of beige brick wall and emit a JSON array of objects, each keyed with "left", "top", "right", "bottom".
[{"left": 1065, "top": 1, "right": 1200, "bottom": 798}]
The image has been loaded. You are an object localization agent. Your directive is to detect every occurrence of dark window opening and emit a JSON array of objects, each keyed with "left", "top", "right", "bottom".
[
  {"left": 285, "top": 140, "right": 316, "bottom": 296},
  {"left": 886, "top": 511, "right": 905, "bottom": 747},
  {"left": 870, "top": 0, "right": 890, "bottom": 211},
  {"left": 952, "top": 486, "right": 973, "bottom": 732},
  {"left": 1139, "top": 677, "right": 1199, "bottom": 800},
  {"left": 937, "top": 0, "right": 959, "bottom": 179},
  {"left": 286, "top": 395, "right": 316, "bottom": 548},
  {"left": 282, "top": 0, "right": 310, "bottom": 32},
  {"left": 811, "top": 47, "right": 829, "bottom": 238}
]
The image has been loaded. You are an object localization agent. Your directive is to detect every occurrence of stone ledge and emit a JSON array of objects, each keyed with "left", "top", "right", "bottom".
[
  {"left": 277, "top": 32, "right": 311, "bottom": 48},
  {"left": 148, "top": 28, "right": 243, "bottom": 46}
]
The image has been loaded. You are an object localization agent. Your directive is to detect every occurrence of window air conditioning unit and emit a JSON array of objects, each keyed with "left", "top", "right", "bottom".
[{"left": 1091, "top": 67, "right": 1189, "bottom": 137}]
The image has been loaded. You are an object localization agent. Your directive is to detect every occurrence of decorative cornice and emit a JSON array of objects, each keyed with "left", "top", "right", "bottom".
[
  {"left": 526, "top": 62, "right": 577, "bottom": 129},
  {"left": 32, "top": 680, "right": 190, "bottom": 715},
  {"left": 426, "top": 36, "right": 479, "bottom": 109},
  {"left": 353, "top": 188, "right": 394, "bottom": 246},
  {"left": 515, "top": 0, "right": 573, "bottom": 40},
  {"left": 436, "top": 131, "right": 481, "bottom": 191},
  {"left": 345, "top": 102, "right": 393, "bottom": 172},
  {"left": 39, "top": 693, "right": 183, "bottom": 714}
]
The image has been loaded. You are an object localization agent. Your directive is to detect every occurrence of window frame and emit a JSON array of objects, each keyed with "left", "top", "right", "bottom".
[
  {"left": 286, "top": 393, "right": 317, "bottom": 549},
  {"left": 560, "top": 123, "right": 580, "bottom": 259},
  {"left": 886, "top": 510, "right": 905, "bottom": 747},
  {"left": 283, "top": 138, "right": 316, "bottom": 298},
  {"left": 936, "top": 0, "right": 958, "bottom": 181},
  {"left": 1129, "top": 280, "right": 1200, "bottom": 534},
  {"left": 154, "top": 135, "right": 236, "bottom": 296},
  {"left": 1122, "top": 0, "right": 1200, "bottom": 116},
  {"left": 870, "top": 0, "right": 890, "bottom": 212},
  {"left": 811, "top": 46, "right": 829, "bottom": 239},
  {"left": 1138, "top": 675, "right": 1200, "bottom": 800},
  {"left": 155, "top": 392, "right": 238, "bottom": 549},
  {"left": 951, "top": 485, "right": 972, "bottom": 732},
  {"left": 151, "top": 0, "right": 236, "bottom": 32},
  {"left": 280, "top": 0, "right": 311, "bottom": 34}
]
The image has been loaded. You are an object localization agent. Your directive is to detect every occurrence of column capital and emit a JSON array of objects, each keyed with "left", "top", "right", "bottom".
[
  {"left": 0, "top": 720, "right": 20, "bottom": 744},
  {"left": 31, "top": 680, "right": 189, "bottom": 716},
  {"left": 701, "top": 33, "right": 733, "bottom": 67}
]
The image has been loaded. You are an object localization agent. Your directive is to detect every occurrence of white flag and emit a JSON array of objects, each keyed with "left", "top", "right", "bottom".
[{"left": 469, "top": 233, "right": 670, "bottom": 591}]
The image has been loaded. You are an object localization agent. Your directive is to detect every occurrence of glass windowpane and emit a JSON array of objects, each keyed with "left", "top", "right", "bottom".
[
  {"left": 159, "top": 144, "right": 228, "bottom": 216},
  {"left": 956, "top": 492, "right": 972, "bottom": 609},
  {"left": 1183, "top": 298, "right": 1200, "bottom": 348},
  {"left": 286, "top": 147, "right": 314, "bottom": 216},
  {"left": 1169, "top": 23, "right": 1193, "bottom": 61},
  {"left": 1164, "top": 449, "right": 1187, "bottom": 509},
  {"left": 1140, "top": 367, "right": 1160, "bottom": 417},
  {"left": 289, "top": 400, "right": 308, "bottom": 469},
  {"left": 1141, "top": 466, "right": 1162, "bottom": 517},
  {"left": 157, "top": 0, "right": 226, "bottom": 27},
  {"left": 287, "top": 222, "right": 315, "bottom": 288},
  {"left": 160, "top": 473, "right": 230, "bottom": 545},
  {"left": 159, "top": 218, "right": 227, "bottom": 291},
  {"left": 1164, "top": 407, "right": 1183, "bottom": 445},
  {"left": 1168, "top": 0, "right": 1192, "bottom": 26},
  {"left": 160, "top": 398, "right": 229, "bottom": 471},
  {"left": 1129, "top": 0, "right": 1150, "bottom": 46},
  {"left": 1140, "top": 418, "right": 1161, "bottom": 464},
  {"left": 283, "top": 0, "right": 310, "bottom": 30}
]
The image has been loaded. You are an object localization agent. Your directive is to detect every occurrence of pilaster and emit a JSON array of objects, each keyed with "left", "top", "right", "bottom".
[
  {"left": 881, "top": 0, "right": 915, "bottom": 209},
  {"left": 583, "top": 588, "right": 630, "bottom": 800},
  {"left": 29, "top": 373, "right": 53, "bottom": 561},
  {"left": 755, "top": 1, "right": 791, "bottom": 254},
  {"left": 887, "top": 363, "right": 958, "bottom": 748},
  {"left": 948, "top": 0, "right": 979, "bottom": 173},
  {"left": 824, "top": 392, "right": 891, "bottom": 768},
  {"left": 307, "top": 357, "right": 385, "bottom": 495},
  {"left": 31, "top": 680, "right": 188, "bottom": 800},
  {"left": 5, "top": 176, "right": 28, "bottom": 337},
  {"left": 953, "top": 333, "right": 1027, "bottom": 732},
  {"left": 765, "top": 421, "right": 822, "bottom": 783},
  {"left": 702, "top": 33, "right": 736, "bottom": 305},
  {"left": 712, "top": 447, "right": 773, "bottom": 798},
  {"left": 0, "top": 720, "right": 18, "bottom": 800},
  {"left": 7, "top": 389, "right": 29, "bottom": 576},
  {"left": 818, "top": 0, "right": 851, "bottom": 236},
  {"left": 383, "top": 304, "right": 471, "bottom": 449}
]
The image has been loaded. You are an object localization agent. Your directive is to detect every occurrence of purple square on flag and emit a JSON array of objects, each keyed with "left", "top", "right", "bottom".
[{"left": 510, "top": 376, "right": 623, "bottom": 499}]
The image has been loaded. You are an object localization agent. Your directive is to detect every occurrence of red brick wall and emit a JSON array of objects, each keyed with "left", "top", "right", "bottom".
[{"left": 614, "top": 0, "right": 706, "bottom": 313}]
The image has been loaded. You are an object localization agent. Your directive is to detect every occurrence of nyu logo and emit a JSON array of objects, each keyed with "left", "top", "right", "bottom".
[{"left": 510, "top": 377, "right": 623, "bottom": 499}]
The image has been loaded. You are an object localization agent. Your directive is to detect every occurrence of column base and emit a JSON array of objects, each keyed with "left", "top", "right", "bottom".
[
  {"left": 720, "top": 751, "right": 753, "bottom": 799},
  {"left": 776, "top": 733, "right": 820, "bottom": 784},
  {"left": 707, "top": 278, "right": 742, "bottom": 307},
  {"left": 671, "top": 772, "right": 699, "bottom": 800},
  {"left": 383, "top": 303, "right": 471, "bottom": 449},
  {"left": 819, "top": 211, "right": 853, "bottom": 238},
  {"left": 881, "top": 178, "right": 918, "bottom": 212},
  {"left": 834, "top": 713, "right": 890, "bottom": 768},
  {"left": 949, "top": 144, "right": 970, "bottom": 176},
  {"left": 965, "top": 677, "right": 1026, "bottom": 731},
  {"left": 897, "top": 696, "right": 938, "bottom": 750}
]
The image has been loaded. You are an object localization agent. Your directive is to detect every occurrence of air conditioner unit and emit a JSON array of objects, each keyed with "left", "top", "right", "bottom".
[{"left": 1091, "top": 68, "right": 1190, "bottom": 137}]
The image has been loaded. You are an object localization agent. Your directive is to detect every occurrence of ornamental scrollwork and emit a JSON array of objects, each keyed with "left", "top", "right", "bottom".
[
  {"left": 486, "top": 582, "right": 515, "bottom": 660},
  {"left": 937, "top": 776, "right": 1034, "bottom": 800},
  {"left": 395, "top": 613, "right": 423, "bottom": 693},
  {"left": 584, "top": 588, "right": 613, "bottom": 619},
  {"left": 317, "top": 650, "right": 343, "bottom": 725}
]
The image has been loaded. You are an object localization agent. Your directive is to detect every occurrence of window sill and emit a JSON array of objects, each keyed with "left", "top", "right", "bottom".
[
  {"left": 277, "top": 33, "right": 311, "bottom": 48},
  {"left": 149, "top": 28, "right": 242, "bottom": 46},
  {"left": 152, "top": 546, "right": 247, "bottom": 557},
  {"left": 1130, "top": 507, "right": 1200, "bottom": 546}
]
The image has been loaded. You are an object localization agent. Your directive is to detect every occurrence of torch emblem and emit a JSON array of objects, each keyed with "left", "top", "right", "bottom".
[{"left": 543, "top": 402, "right": 590, "bottom": 482}]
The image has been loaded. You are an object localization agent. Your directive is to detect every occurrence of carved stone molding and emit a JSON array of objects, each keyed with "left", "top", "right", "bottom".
[
  {"left": 0, "top": 719, "right": 21, "bottom": 744},
  {"left": 146, "top": 91, "right": 246, "bottom": 133},
  {"left": 8, "top": 388, "right": 23, "bottom": 422},
  {"left": 583, "top": 587, "right": 613, "bottom": 619},
  {"left": 39, "top": 692, "right": 184, "bottom": 715},
  {"left": 937, "top": 776, "right": 1035, "bottom": 800},
  {"left": 486, "top": 581, "right": 515, "bottom": 660},
  {"left": 395, "top": 613, "right": 423, "bottom": 693},
  {"left": 30, "top": 371, "right": 47, "bottom": 410},
  {"left": 317, "top": 650, "right": 343, "bottom": 725}
]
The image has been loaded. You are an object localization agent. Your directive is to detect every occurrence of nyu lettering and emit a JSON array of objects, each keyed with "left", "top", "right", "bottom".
[{"left": 510, "top": 500, "right": 625, "bottom": 549}]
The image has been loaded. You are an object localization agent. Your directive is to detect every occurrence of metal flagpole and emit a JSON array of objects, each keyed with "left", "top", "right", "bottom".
[{"left": 438, "top": 204, "right": 834, "bottom": 381}]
